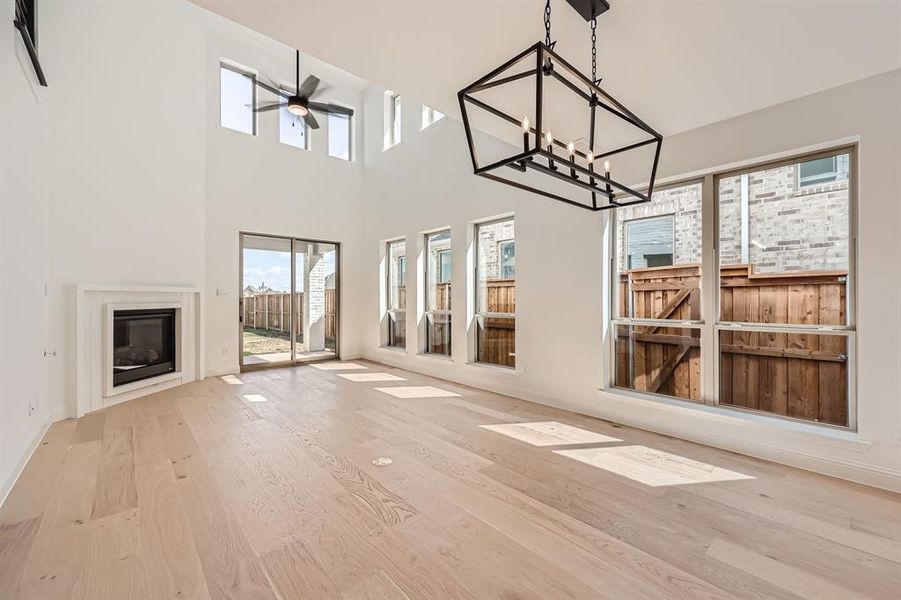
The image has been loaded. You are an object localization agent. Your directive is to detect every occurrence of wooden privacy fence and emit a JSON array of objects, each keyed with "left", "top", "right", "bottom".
[
  {"left": 617, "top": 264, "right": 849, "bottom": 426},
  {"left": 480, "top": 279, "right": 516, "bottom": 367},
  {"left": 242, "top": 291, "right": 337, "bottom": 341}
]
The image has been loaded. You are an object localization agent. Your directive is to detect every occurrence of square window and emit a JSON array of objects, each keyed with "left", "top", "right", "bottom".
[
  {"left": 328, "top": 112, "right": 351, "bottom": 161},
  {"left": 220, "top": 65, "right": 255, "bottom": 135},
  {"left": 798, "top": 154, "right": 848, "bottom": 188},
  {"left": 624, "top": 215, "right": 674, "bottom": 270}
]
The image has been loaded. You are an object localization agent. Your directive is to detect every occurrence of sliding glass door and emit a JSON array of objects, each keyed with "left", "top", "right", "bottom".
[{"left": 240, "top": 233, "right": 339, "bottom": 370}]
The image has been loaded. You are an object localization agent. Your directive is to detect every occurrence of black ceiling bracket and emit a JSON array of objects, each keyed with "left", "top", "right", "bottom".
[{"left": 564, "top": 0, "right": 610, "bottom": 22}]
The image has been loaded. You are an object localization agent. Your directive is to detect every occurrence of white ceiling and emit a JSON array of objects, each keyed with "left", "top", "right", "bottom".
[{"left": 192, "top": 0, "right": 901, "bottom": 138}]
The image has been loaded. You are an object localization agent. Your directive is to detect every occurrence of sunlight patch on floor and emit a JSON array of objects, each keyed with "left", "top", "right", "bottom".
[
  {"left": 338, "top": 372, "right": 407, "bottom": 382},
  {"left": 310, "top": 362, "right": 368, "bottom": 371},
  {"left": 241, "top": 394, "right": 269, "bottom": 403},
  {"left": 554, "top": 445, "right": 755, "bottom": 487},
  {"left": 221, "top": 374, "right": 243, "bottom": 385},
  {"left": 374, "top": 386, "right": 461, "bottom": 399},
  {"left": 480, "top": 421, "right": 621, "bottom": 446}
]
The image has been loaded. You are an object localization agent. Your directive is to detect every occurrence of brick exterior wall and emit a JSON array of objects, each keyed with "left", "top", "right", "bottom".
[
  {"left": 478, "top": 219, "right": 515, "bottom": 280},
  {"left": 718, "top": 164, "right": 849, "bottom": 272},
  {"left": 617, "top": 162, "right": 850, "bottom": 273}
]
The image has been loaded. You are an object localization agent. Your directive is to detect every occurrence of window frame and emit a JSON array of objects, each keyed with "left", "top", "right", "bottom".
[
  {"left": 424, "top": 230, "right": 452, "bottom": 357},
  {"left": 797, "top": 154, "right": 849, "bottom": 188},
  {"left": 609, "top": 178, "right": 705, "bottom": 405},
  {"left": 384, "top": 91, "right": 402, "bottom": 149},
  {"left": 385, "top": 238, "right": 406, "bottom": 349},
  {"left": 219, "top": 62, "right": 257, "bottom": 136},
  {"left": 474, "top": 216, "right": 516, "bottom": 369},
  {"left": 327, "top": 111, "right": 353, "bottom": 161},
  {"left": 607, "top": 145, "right": 858, "bottom": 431}
]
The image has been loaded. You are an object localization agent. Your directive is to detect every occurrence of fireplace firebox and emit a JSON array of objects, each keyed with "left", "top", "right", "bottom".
[{"left": 112, "top": 308, "right": 176, "bottom": 387}]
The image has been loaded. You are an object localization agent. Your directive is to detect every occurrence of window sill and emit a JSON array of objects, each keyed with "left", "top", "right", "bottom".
[
  {"left": 379, "top": 345, "right": 407, "bottom": 354},
  {"left": 597, "top": 386, "right": 869, "bottom": 453},
  {"left": 466, "top": 361, "right": 520, "bottom": 377},
  {"left": 419, "top": 352, "right": 453, "bottom": 362}
]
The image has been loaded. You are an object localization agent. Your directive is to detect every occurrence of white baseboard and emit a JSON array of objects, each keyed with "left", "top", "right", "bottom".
[
  {"left": 0, "top": 418, "right": 53, "bottom": 509},
  {"left": 364, "top": 350, "right": 901, "bottom": 493}
]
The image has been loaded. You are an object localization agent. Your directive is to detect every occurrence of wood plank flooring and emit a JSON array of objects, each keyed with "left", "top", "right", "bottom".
[{"left": 1, "top": 360, "right": 899, "bottom": 599}]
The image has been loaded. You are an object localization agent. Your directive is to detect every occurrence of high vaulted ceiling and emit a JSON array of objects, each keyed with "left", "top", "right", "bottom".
[{"left": 192, "top": 0, "right": 901, "bottom": 137}]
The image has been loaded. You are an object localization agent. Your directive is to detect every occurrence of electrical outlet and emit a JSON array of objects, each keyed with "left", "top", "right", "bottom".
[
  {"left": 222, "top": 347, "right": 229, "bottom": 355},
  {"left": 894, "top": 425, "right": 901, "bottom": 448},
  {"left": 29, "top": 395, "right": 37, "bottom": 416}
]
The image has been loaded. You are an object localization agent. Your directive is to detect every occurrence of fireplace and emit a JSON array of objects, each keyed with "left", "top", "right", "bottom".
[{"left": 112, "top": 308, "right": 177, "bottom": 387}]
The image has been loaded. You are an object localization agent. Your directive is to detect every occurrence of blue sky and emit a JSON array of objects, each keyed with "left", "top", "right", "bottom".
[{"left": 243, "top": 249, "right": 335, "bottom": 293}]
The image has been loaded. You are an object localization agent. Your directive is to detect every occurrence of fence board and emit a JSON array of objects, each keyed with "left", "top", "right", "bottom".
[
  {"left": 618, "top": 263, "right": 848, "bottom": 425},
  {"left": 242, "top": 290, "right": 337, "bottom": 342}
]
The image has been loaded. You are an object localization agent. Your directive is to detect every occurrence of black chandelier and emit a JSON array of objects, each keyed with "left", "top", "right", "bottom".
[{"left": 458, "top": 0, "right": 662, "bottom": 211}]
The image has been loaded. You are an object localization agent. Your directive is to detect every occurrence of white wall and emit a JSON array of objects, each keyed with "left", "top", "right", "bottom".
[
  {"left": 201, "top": 15, "right": 366, "bottom": 376},
  {"left": 360, "top": 70, "right": 901, "bottom": 491},
  {"left": 1, "top": 0, "right": 898, "bottom": 500},
  {"left": 0, "top": 0, "right": 54, "bottom": 501},
  {"left": 0, "top": 0, "right": 366, "bottom": 499}
]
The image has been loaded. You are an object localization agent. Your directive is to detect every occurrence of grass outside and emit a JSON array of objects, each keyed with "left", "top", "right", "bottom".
[{"left": 242, "top": 327, "right": 291, "bottom": 357}]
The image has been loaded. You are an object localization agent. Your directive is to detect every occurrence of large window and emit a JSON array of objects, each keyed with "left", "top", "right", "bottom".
[
  {"left": 476, "top": 218, "right": 515, "bottom": 368},
  {"left": 425, "top": 231, "right": 452, "bottom": 356},
  {"left": 613, "top": 182, "right": 703, "bottom": 401},
  {"left": 716, "top": 149, "right": 853, "bottom": 426},
  {"left": 328, "top": 113, "right": 351, "bottom": 161},
  {"left": 220, "top": 64, "right": 256, "bottom": 135},
  {"left": 386, "top": 239, "right": 406, "bottom": 348},
  {"left": 384, "top": 91, "right": 402, "bottom": 149},
  {"left": 611, "top": 147, "right": 855, "bottom": 429},
  {"left": 279, "top": 88, "right": 308, "bottom": 150}
]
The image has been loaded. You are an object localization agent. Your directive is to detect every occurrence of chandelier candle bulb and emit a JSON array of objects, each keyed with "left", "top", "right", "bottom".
[
  {"left": 587, "top": 151, "right": 595, "bottom": 185},
  {"left": 567, "top": 140, "right": 577, "bottom": 178},
  {"left": 604, "top": 160, "right": 612, "bottom": 196},
  {"left": 546, "top": 130, "right": 556, "bottom": 170},
  {"left": 522, "top": 116, "right": 531, "bottom": 152}
]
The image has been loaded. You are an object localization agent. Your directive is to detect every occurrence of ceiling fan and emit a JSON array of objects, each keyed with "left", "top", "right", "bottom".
[{"left": 253, "top": 50, "right": 353, "bottom": 129}]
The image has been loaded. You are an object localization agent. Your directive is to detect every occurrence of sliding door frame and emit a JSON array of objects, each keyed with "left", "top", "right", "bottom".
[{"left": 239, "top": 231, "right": 341, "bottom": 372}]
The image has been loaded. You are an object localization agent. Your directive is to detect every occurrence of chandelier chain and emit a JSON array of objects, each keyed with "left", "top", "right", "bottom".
[
  {"left": 544, "top": 0, "right": 552, "bottom": 47},
  {"left": 591, "top": 16, "right": 597, "bottom": 83}
]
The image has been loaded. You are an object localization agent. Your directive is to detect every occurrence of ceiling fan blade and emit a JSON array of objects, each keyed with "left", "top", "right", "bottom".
[
  {"left": 253, "top": 103, "right": 284, "bottom": 113},
  {"left": 310, "top": 83, "right": 332, "bottom": 100},
  {"left": 255, "top": 77, "right": 290, "bottom": 99},
  {"left": 298, "top": 74, "right": 320, "bottom": 99},
  {"left": 303, "top": 111, "right": 320, "bottom": 130},
  {"left": 307, "top": 101, "right": 354, "bottom": 117}
]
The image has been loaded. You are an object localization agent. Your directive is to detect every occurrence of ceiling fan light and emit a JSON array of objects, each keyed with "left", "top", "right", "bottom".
[{"left": 287, "top": 103, "right": 308, "bottom": 117}]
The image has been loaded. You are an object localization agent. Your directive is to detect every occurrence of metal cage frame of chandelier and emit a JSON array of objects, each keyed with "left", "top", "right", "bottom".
[{"left": 457, "top": 41, "right": 663, "bottom": 212}]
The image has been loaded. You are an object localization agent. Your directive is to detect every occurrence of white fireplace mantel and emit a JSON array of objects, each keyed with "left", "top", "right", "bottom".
[{"left": 74, "top": 284, "right": 203, "bottom": 417}]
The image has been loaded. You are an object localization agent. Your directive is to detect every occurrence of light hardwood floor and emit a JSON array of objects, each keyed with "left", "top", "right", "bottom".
[{"left": 1, "top": 360, "right": 899, "bottom": 599}]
